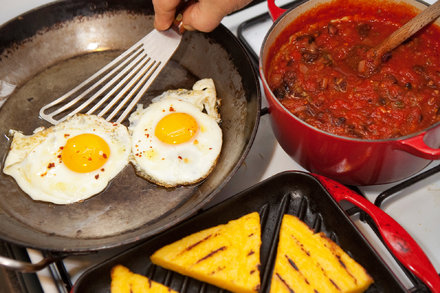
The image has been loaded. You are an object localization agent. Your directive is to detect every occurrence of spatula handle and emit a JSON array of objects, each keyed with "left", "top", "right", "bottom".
[
  {"left": 172, "top": 0, "right": 196, "bottom": 34},
  {"left": 314, "top": 174, "right": 440, "bottom": 293}
]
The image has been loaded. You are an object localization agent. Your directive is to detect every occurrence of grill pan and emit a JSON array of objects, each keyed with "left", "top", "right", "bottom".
[
  {"left": 72, "top": 171, "right": 407, "bottom": 292},
  {"left": 0, "top": 0, "right": 260, "bottom": 268}
]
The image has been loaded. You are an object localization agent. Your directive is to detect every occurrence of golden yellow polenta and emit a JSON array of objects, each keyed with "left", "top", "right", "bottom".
[
  {"left": 111, "top": 264, "right": 178, "bottom": 293},
  {"left": 150, "top": 212, "right": 261, "bottom": 293},
  {"left": 270, "top": 214, "right": 374, "bottom": 293}
]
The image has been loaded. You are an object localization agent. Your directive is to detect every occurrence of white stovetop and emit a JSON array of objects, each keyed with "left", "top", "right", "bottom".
[{"left": 0, "top": 0, "right": 439, "bottom": 292}]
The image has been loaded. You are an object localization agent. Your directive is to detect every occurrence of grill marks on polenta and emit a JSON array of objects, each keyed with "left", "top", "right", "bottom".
[
  {"left": 177, "top": 233, "right": 230, "bottom": 266},
  {"left": 150, "top": 212, "right": 262, "bottom": 293},
  {"left": 196, "top": 245, "right": 227, "bottom": 264},
  {"left": 179, "top": 234, "right": 214, "bottom": 255},
  {"left": 110, "top": 264, "right": 178, "bottom": 293},
  {"left": 111, "top": 212, "right": 373, "bottom": 293},
  {"left": 288, "top": 232, "right": 343, "bottom": 291},
  {"left": 269, "top": 215, "right": 373, "bottom": 293}
]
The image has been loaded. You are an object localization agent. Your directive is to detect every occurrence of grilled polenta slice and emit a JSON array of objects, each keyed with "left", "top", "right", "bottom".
[
  {"left": 111, "top": 264, "right": 178, "bottom": 293},
  {"left": 270, "top": 215, "right": 373, "bottom": 293},
  {"left": 150, "top": 212, "right": 261, "bottom": 293}
]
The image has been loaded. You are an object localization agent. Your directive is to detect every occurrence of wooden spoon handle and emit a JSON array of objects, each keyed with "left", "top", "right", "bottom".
[{"left": 375, "top": 0, "right": 440, "bottom": 58}]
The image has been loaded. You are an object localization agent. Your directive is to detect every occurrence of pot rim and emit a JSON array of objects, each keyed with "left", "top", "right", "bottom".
[{"left": 259, "top": 0, "right": 440, "bottom": 143}]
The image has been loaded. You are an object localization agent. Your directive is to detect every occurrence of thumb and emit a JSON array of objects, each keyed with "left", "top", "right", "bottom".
[{"left": 153, "top": 0, "right": 182, "bottom": 31}]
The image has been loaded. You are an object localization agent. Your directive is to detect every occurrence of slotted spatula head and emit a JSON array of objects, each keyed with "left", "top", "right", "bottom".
[{"left": 39, "top": 27, "right": 182, "bottom": 125}]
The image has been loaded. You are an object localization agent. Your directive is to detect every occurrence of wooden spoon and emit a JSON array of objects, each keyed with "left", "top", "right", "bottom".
[{"left": 356, "top": 0, "right": 440, "bottom": 77}]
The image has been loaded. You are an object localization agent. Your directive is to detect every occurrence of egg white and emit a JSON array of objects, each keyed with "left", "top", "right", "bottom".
[
  {"left": 3, "top": 114, "right": 131, "bottom": 204},
  {"left": 152, "top": 78, "right": 221, "bottom": 123},
  {"left": 129, "top": 79, "right": 222, "bottom": 187}
]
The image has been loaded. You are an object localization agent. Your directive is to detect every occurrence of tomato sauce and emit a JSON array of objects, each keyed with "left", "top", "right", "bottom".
[{"left": 267, "top": 1, "right": 440, "bottom": 139}]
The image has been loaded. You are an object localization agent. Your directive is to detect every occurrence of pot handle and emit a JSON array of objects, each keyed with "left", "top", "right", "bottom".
[
  {"left": 397, "top": 133, "right": 440, "bottom": 160},
  {"left": 314, "top": 174, "right": 440, "bottom": 293},
  {"left": 267, "top": 0, "right": 286, "bottom": 21},
  {"left": 0, "top": 253, "right": 63, "bottom": 272}
]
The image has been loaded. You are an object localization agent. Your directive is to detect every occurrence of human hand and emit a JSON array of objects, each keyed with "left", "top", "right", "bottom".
[{"left": 153, "top": 0, "right": 252, "bottom": 32}]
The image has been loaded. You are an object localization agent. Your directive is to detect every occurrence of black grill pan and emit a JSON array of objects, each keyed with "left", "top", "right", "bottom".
[{"left": 73, "top": 171, "right": 406, "bottom": 292}]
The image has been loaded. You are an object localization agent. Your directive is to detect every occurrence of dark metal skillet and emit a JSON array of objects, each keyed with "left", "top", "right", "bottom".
[{"left": 0, "top": 0, "right": 260, "bottom": 270}]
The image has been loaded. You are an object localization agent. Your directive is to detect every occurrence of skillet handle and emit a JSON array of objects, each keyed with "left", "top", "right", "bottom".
[
  {"left": 397, "top": 132, "right": 440, "bottom": 160},
  {"left": 0, "top": 253, "right": 62, "bottom": 272},
  {"left": 313, "top": 174, "right": 440, "bottom": 293},
  {"left": 267, "top": 0, "right": 286, "bottom": 21}
]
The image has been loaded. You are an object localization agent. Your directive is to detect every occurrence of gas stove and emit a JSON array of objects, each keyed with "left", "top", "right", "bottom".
[{"left": 0, "top": 0, "right": 439, "bottom": 292}]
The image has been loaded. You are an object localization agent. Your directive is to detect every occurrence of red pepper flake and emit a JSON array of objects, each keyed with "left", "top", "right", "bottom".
[
  {"left": 88, "top": 157, "right": 92, "bottom": 161},
  {"left": 101, "top": 168, "right": 105, "bottom": 172},
  {"left": 178, "top": 156, "right": 183, "bottom": 160},
  {"left": 209, "top": 147, "right": 212, "bottom": 150},
  {"left": 64, "top": 134, "right": 70, "bottom": 138},
  {"left": 40, "top": 171, "right": 47, "bottom": 177},
  {"left": 57, "top": 155, "right": 61, "bottom": 159},
  {"left": 95, "top": 174, "right": 99, "bottom": 179},
  {"left": 146, "top": 134, "right": 150, "bottom": 138},
  {"left": 169, "top": 106, "right": 175, "bottom": 112},
  {"left": 47, "top": 162, "right": 55, "bottom": 169},
  {"left": 102, "top": 153, "right": 108, "bottom": 159},
  {"left": 59, "top": 146, "right": 64, "bottom": 150}
]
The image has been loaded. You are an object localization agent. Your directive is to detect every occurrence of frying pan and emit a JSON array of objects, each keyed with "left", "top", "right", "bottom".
[{"left": 0, "top": 0, "right": 260, "bottom": 270}]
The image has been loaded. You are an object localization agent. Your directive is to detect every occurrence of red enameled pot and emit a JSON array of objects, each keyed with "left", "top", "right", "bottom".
[{"left": 260, "top": 0, "right": 440, "bottom": 185}]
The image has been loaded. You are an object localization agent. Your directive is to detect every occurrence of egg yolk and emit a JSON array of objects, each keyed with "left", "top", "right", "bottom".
[
  {"left": 155, "top": 112, "right": 198, "bottom": 144},
  {"left": 62, "top": 133, "right": 110, "bottom": 173}
]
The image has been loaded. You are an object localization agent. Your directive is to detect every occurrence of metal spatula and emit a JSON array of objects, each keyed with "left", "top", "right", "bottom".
[{"left": 39, "top": 6, "right": 188, "bottom": 125}]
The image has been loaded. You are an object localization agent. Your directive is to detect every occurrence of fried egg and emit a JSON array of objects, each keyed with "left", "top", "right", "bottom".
[
  {"left": 3, "top": 114, "right": 131, "bottom": 204},
  {"left": 129, "top": 78, "right": 222, "bottom": 187}
]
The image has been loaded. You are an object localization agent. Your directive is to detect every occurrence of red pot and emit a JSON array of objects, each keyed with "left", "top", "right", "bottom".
[{"left": 260, "top": 0, "right": 440, "bottom": 185}]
